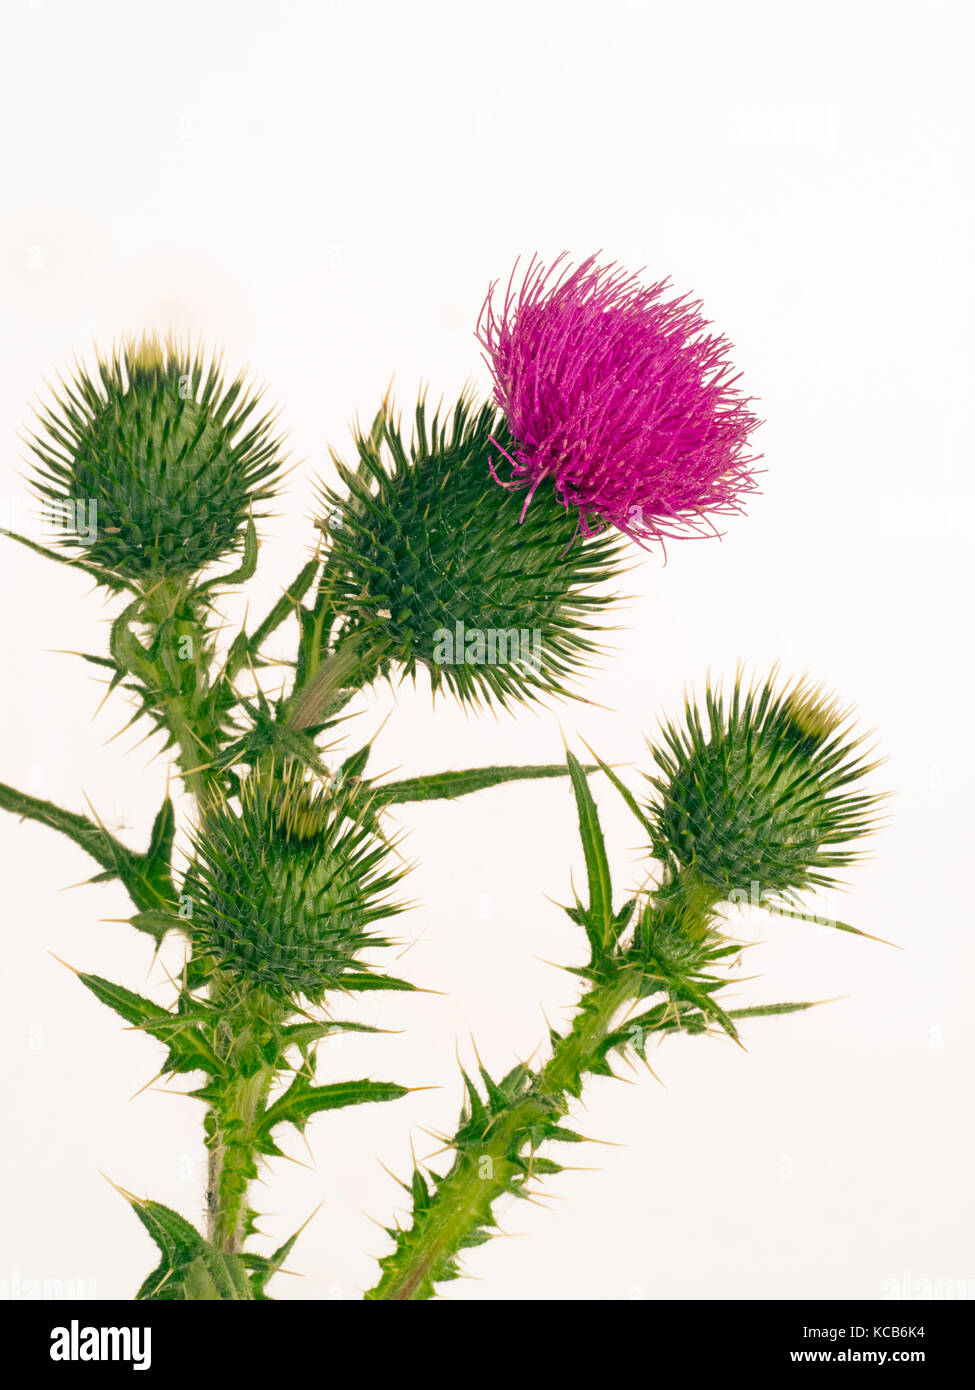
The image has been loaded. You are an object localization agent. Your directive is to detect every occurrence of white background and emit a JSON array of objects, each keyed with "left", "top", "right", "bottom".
[{"left": 1, "top": 0, "right": 972, "bottom": 1301}]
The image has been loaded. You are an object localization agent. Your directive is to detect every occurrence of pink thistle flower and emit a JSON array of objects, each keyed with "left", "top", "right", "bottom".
[{"left": 477, "top": 254, "right": 762, "bottom": 547}]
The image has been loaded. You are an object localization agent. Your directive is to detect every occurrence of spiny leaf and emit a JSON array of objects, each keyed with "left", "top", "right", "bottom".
[
  {"left": 583, "top": 744, "right": 652, "bottom": 833},
  {"left": 566, "top": 750, "right": 614, "bottom": 955},
  {"left": 124, "top": 1194, "right": 253, "bottom": 1301},
  {"left": 762, "top": 901, "right": 896, "bottom": 946},
  {"left": 244, "top": 1211, "right": 318, "bottom": 1299},
  {"left": 77, "top": 972, "right": 224, "bottom": 1075},
  {"left": 377, "top": 762, "right": 596, "bottom": 805},
  {"left": 336, "top": 971, "right": 416, "bottom": 993},
  {"left": 0, "top": 782, "right": 177, "bottom": 934},
  {"left": 728, "top": 1000, "right": 827, "bottom": 1019},
  {"left": 257, "top": 1076, "right": 408, "bottom": 1153},
  {"left": 0, "top": 526, "right": 128, "bottom": 592},
  {"left": 244, "top": 557, "right": 320, "bottom": 664},
  {"left": 0, "top": 782, "right": 128, "bottom": 873},
  {"left": 280, "top": 1019, "right": 383, "bottom": 1051},
  {"left": 146, "top": 797, "right": 175, "bottom": 866},
  {"left": 198, "top": 515, "right": 259, "bottom": 593},
  {"left": 339, "top": 743, "right": 372, "bottom": 783}
]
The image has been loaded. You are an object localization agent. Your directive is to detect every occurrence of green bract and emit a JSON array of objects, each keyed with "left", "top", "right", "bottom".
[
  {"left": 317, "top": 393, "right": 626, "bottom": 708},
  {"left": 28, "top": 334, "right": 285, "bottom": 585},
  {"left": 645, "top": 674, "right": 883, "bottom": 902},
  {"left": 184, "top": 764, "right": 405, "bottom": 1004}
]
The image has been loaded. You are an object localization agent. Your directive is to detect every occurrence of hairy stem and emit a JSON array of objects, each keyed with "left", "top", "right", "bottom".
[
  {"left": 138, "top": 582, "right": 220, "bottom": 804},
  {"left": 206, "top": 1066, "right": 274, "bottom": 1253},
  {"left": 131, "top": 582, "right": 249, "bottom": 1249},
  {"left": 287, "top": 637, "right": 378, "bottom": 731},
  {"left": 366, "top": 967, "right": 640, "bottom": 1301}
]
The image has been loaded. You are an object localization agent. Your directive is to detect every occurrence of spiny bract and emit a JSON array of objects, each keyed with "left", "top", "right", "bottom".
[
  {"left": 28, "top": 334, "right": 285, "bottom": 584},
  {"left": 183, "top": 764, "right": 405, "bottom": 1003},
  {"left": 317, "top": 393, "right": 626, "bottom": 708},
  {"left": 646, "top": 672, "right": 883, "bottom": 900}
]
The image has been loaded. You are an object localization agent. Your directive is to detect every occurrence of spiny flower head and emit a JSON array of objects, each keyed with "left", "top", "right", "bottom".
[
  {"left": 27, "top": 333, "right": 286, "bottom": 584},
  {"left": 317, "top": 391, "right": 626, "bottom": 709},
  {"left": 646, "top": 671, "right": 883, "bottom": 902},
  {"left": 478, "top": 254, "right": 761, "bottom": 546},
  {"left": 183, "top": 764, "right": 405, "bottom": 1004}
]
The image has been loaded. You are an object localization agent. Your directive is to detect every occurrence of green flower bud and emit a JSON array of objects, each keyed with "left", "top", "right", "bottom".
[
  {"left": 317, "top": 393, "right": 626, "bottom": 708},
  {"left": 184, "top": 765, "right": 404, "bottom": 1004},
  {"left": 28, "top": 334, "right": 285, "bottom": 584},
  {"left": 646, "top": 672, "right": 883, "bottom": 903}
]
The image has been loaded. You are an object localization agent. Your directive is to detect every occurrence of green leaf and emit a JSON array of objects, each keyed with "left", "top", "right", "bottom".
[
  {"left": 728, "top": 1000, "right": 826, "bottom": 1020},
  {"left": 127, "top": 910, "right": 181, "bottom": 937},
  {"left": 146, "top": 796, "right": 175, "bottom": 865},
  {"left": 411, "top": 1168, "right": 431, "bottom": 1212},
  {"left": 109, "top": 597, "right": 154, "bottom": 683},
  {"left": 566, "top": 751, "right": 614, "bottom": 955},
  {"left": 138, "top": 797, "right": 178, "bottom": 915},
  {"left": 244, "top": 1213, "right": 316, "bottom": 1299},
  {"left": 583, "top": 746, "right": 653, "bottom": 834},
  {"left": 0, "top": 782, "right": 125, "bottom": 873},
  {"left": 0, "top": 526, "right": 128, "bottom": 592},
  {"left": 377, "top": 762, "right": 593, "bottom": 805},
  {"left": 762, "top": 901, "right": 896, "bottom": 946},
  {"left": 280, "top": 1020, "right": 383, "bottom": 1050},
  {"left": 77, "top": 971, "right": 224, "bottom": 1076},
  {"left": 254, "top": 556, "right": 320, "bottom": 647},
  {"left": 0, "top": 783, "right": 177, "bottom": 935},
  {"left": 198, "top": 516, "right": 259, "bottom": 592},
  {"left": 125, "top": 1195, "right": 253, "bottom": 1301},
  {"left": 335, "top": 971, "right": 416, "bottom": 993},
  {"left": 257, "top": 1076, "right": 408, "bottom": 1153},
  {"left": 668, "top": 973, "right": 740, "bottom": 1044},
  {"left": 339, "top": 742, "right": 372, "bottom": 783}
]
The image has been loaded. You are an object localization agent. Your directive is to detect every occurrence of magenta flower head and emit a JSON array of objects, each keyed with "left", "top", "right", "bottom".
[{"left": 477, "top": 254, "right": 762, "bottom": 546}]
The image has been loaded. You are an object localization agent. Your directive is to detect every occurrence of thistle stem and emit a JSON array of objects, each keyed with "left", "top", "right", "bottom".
[
  {"left": 127, "top": 582, "right": 254, "bottom": 1251},
  {"left": 136, "top": 580, "right": 221, "bottom": 804},
  {"left": 286, "top": 638, "right": 376, "bottom": 731},
  {"left": 206, "top": 1065, "right": 274, "bottom": 1253},
  {"left": 365, "top": 967, "right": 640, "bottom": 1301}
]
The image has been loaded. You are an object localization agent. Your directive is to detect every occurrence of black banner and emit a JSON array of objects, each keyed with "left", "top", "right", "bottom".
[{"left": 0, "top": 1298, "right": 965, "bottom": 1374}]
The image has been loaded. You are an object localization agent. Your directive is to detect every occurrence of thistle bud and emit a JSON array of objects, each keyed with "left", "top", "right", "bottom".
[
  {"left": 28, "top": 334, "right": 285, "bottom": 584},
  {"left": 183, "top": 765, "right": 404, "bottom": 1004},
  {"left": 646, "top": 673, "right": 883, "bottom": 906},
  {"left": 317, "top": 393, "right": 625, "bottom": 708}
]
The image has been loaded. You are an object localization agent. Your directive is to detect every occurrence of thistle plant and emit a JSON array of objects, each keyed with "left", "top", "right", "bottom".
[
  {"left": 366, "top": 678, "right": 884, "bottom": 1299},
  {"left": 1, "top": 256, "right": 885, "bottom": 1300}
]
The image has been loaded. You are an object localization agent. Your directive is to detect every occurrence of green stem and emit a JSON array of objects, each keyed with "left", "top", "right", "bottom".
[
  {"left": 365, "top": 967, "right": 640, "bottom": 1301},
  {"left": 286, "top": 636, "right": 379, "bottom": 731},
  {"left": 206, "top": 1066, "right": 274, "bottom": 1254},
  {"left": 128, "top": 581, "right": 251, "bottom": 1251},
  {"left": 200, "top": 979, "right": 287, "bottom": 1253},
  {"left": 137, "top": 581, "right": 221, "bottom": 805}
]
